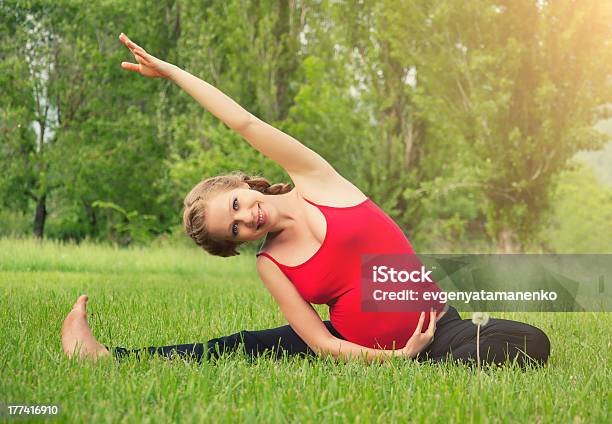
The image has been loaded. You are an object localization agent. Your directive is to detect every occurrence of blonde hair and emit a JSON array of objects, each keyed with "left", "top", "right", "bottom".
[{"left": 182, "top": 171, "right": 293, "bottom": 257}]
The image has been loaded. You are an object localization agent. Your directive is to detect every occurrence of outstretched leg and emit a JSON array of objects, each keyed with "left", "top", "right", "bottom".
[
  {"left": 61, "top": 295, "right": 344, "bottom": 363},
  {"left": 205, "top": 321, "right": 344, "bottom": 361},
  {"left": 109, "top": 321, "right": 344, "bottom": 362},
  {"left": 61, "top": 295, "right": 111, "bottom": 361}
]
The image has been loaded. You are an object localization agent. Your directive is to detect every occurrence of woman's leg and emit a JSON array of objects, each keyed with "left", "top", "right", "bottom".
[
  {"left": 108, "top": 321, "right": 343, "bottom": 362},
  {"left": 206, "top": 321, "right": 344, "bottom": 360},
  {"left": 422, "top": 306, "right": 551, "bottom": 368},
  {"left": 62, "top": 295, "right": 344, "bottom": 362}
]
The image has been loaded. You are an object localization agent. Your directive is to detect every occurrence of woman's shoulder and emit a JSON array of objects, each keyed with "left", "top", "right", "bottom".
[{"left": 290, "top": 173, "right": 367, "bottom": 207}]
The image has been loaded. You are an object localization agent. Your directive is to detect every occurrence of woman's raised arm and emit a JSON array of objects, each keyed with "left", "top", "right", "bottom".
[{"left": 119, "top": 33, "right": 333, "bottom": 177}]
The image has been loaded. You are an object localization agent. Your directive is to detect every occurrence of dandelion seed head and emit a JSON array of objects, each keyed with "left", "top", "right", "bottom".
[{"left": 471, "top": 312, "right": 490, "bottom": 326}]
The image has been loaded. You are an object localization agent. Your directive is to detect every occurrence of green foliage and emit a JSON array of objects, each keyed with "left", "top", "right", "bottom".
[
  {"left": 536, "top": 161, "right": 612, "bottom": 253},
  {"left": 0, "top": 210, "right": 31, "bottom": 237},
  {"left": 383, "top": 0, "right": 612, "bottom": 251},
  {"left": 1, "top": 0, "right": 611, "bottom": 252},
  {"left": 92, "top": 201, "right": 163, "bottom": 245}
]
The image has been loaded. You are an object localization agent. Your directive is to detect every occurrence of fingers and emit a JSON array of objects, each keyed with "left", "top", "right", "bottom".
[
  {"left": 129, "top": 40, "right": 144, "bottom": 51},
  {"left": 119, "top": 33, "right": 132, "bottom": 49},
  {"left": 133, "top": 46, "right": 148, "bottom": 57},
  {"left": 123, "top": 39, "right": 153, "bottom": 66},
  {"left": 413, "top": 311, "right": 425, "bottom": 335},
  {"left": 121, "top": 62, "right": 140, "bottom": 73},
  {"left": 427, "top": 308, "right": 437, "bottom": 336},
  {"left": 119, "top": 33, "right": 147, "bottom": 55},
  {"left": 119, "top": 33, "right": 138, "bottom": 49},
  {"left": 133, "top": 49, "right": 151, "bottom": 64}
]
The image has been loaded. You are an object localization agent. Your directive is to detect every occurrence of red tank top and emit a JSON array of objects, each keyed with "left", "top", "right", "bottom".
[{"left": 256, "top": 196, "right": 431, "bottom": 349}]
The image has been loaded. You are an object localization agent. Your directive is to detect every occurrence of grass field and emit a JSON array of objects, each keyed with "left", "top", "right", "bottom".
[{"left": 0, "top": 238, "right": 610, "bottom": 423}]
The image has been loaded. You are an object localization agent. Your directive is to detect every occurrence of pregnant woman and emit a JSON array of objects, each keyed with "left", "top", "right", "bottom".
[{"left": 60, "top": 33, "right": 550, "bottom": 367}]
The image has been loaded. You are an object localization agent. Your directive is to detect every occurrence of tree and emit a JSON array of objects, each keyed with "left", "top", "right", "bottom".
[
  {"left": 384, "top": 0, "right": 612, "bottom": 252},
  {"left": 284, "top": 0, "right": 483, "bottom": 251},
  {"left": 166, "top": 0, "right": 308, "bottom": 200},
  {"left": 0, "top": 0, "right": 179, "bottom": 241}
]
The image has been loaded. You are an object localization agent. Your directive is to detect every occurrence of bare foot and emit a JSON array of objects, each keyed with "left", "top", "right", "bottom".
[{"left": 61, "top": 295, "right": 110, "bottom": 361}]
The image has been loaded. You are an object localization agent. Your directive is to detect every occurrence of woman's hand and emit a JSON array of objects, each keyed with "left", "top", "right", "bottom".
[
  {"left": 402, "top": 310, "right": 437, "bottom": 359},
  {"left": 118, "top": 33, "right": 175, "bottom": 78}
]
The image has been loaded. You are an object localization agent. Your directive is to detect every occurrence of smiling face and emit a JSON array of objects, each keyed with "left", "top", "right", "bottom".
[
  {"left": 205, "top": 184, "right": 270, "bottom": 242},
  {"left": 183, "top": 173, "right": 292, "bottom": 257}
]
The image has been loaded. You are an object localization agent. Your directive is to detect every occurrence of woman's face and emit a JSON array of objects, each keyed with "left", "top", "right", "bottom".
[{"left": 205, "top": 185, "right": 270, "bottom": 242}]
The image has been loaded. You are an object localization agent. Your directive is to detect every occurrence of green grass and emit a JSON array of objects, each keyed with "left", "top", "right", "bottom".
[{"left": 0, "top": 238, "right": 610, "bottom": 423}]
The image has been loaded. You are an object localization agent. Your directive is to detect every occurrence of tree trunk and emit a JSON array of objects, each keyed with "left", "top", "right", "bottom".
[
  {"left": 404, "top": 120, "right": 421, "bottom": 170},
  {"left": 496, "top": 228, "right": 522, "bottom": 253},
  {"left": 84, "top": 203, "right": 97, "bottom": 236},
  {"left": 273, "top": 0, "right": 291, "bottom": 120},
  {"left": 33, "top": 194, "right": 47, "bottom": 239}
]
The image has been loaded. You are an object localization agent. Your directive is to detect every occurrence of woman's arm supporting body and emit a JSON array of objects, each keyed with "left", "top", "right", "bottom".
[{"left": 256, "top": 257, "right": 437, "bottom": 364}]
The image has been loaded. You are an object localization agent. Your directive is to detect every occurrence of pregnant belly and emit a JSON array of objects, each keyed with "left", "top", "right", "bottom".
[{"left": 329, "top": 291, "right": 431, "bottom": 349}]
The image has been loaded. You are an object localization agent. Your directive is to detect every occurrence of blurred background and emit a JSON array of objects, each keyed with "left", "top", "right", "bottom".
[{"left": 1, "top": 0, "right": 610, "bottom": 253}]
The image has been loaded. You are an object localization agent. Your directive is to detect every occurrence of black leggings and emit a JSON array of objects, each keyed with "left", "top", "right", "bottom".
[{"left": 107, "top": 306, "right": 550, "bottom": 367}]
